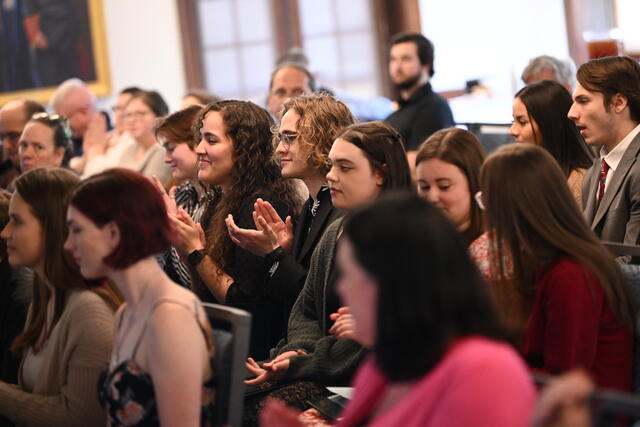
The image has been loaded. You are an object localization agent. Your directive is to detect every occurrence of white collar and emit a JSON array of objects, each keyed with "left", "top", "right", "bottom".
[{"left": 600, "top": 123, "right": 640, "bottom": 171}]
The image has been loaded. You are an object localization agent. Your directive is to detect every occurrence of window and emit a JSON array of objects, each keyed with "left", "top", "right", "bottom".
[{"left": 197, "top": 0, "right": 276, "bottom": 103}]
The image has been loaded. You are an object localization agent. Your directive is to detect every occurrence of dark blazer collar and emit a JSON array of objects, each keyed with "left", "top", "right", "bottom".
[
  {"left": 292, "top": 187, "right": 336, "bottom": 261},
  {"left": 592, "top": 131, "right": 640, "bottom": 227}
]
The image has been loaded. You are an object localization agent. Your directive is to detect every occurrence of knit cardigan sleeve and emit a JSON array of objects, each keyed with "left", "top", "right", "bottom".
[
  {"left": 0, "top": 291, "right": 116, "bottom": 427},
  {"left": 273, "top": 219, "right": 367, "bottom": 385}
]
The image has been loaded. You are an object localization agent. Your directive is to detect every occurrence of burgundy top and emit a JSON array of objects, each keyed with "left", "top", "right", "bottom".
[{"left": 522, "top": 258, "right": 633, "bottom": 391}]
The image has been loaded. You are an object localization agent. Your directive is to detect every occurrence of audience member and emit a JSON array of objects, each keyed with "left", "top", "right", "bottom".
[
  {"left": 169, "top": 100, "right": 301, "bottom": 358},
  {"left": 226, "top": 94, "right": 355, "bottom": 328},
  {"left": 243, "top": 121, "right": 412, "bottom": 425},
  {"left": 181, "top": 89, "right": 221, "bottom": 109},
  {"left": 261, "top": 193, "right": 536, "bottom": 427},
  {"left": 509, "top": 80, "right": 593, "bottom": 206},
  {"left": 66, "top": 168, "right": 215, "bottom": 426},
  {"left": 0, "top": 99, "right": 45, "bottom": 188},
  {"left": 50, "top": 78, "right": 110, "bottom": 158},
  {"left": 415, "top": 127, "right": 485, "bottom": 244},
  {"left": 154, "top": 105, "right": 216, "bottom": 289},
  {"left": 0, "top": 168, "right": 121, "bottom": 426},
  {"left": 521, "top": 55, "right": 576, "bottom": 92},
  {"left": 0, "top": 189, "right": 30, "bottom": 388},
  {"left": 479, "top": 143, "right": 635, "bottom": 391},
  {"left": 473, "top": 80, "right": 593, "bottom": 283},
  {"left": 568, "top": 56, "right": 640, "bottom": 244},
  {"left": 266, "top": 64, "right": 315, "bottom": 119},
  {"left": 511, "top": 80, "right": 593, "bottom": 205},
  {"left": 385, "top": 32, "right": 454, "bottom": 178},
  {"left": 116, "top": 90, "right": 171, "bottom": 185},
  {"left": 79, "top": 86, "right": 142, "bottom": 178},
  {"left": 19, "top": 112, "right": 72, "bottom": 173}
]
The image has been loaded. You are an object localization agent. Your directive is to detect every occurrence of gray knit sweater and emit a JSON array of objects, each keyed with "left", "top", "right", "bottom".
[{"left": 271, "top": 218, "right": 367, "bottom": 385}]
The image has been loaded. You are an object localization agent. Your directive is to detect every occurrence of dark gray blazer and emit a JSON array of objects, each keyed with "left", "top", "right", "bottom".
[{"left": 582, "top": 132, "right": 640, "bottom": 244}]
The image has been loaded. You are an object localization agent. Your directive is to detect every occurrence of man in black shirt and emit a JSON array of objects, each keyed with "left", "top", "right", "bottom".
[{"left": 385, "top": 32, "right": 454, "bottom": 179}]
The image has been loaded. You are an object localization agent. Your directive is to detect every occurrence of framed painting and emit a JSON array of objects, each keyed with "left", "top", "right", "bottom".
[{"left": 0, "top": 0, "right": 111, "bottom": 105}]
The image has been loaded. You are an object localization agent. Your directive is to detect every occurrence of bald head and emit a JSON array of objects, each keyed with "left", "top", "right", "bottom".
[
  {"left": 267, "top": 65, "right": 314, "bottom": 118},
  {"left": 0, "top": 99, "right": 45, "bottom": 166},
  {"left": 50, "top": 78, "right": 97, "bottom": 138}
]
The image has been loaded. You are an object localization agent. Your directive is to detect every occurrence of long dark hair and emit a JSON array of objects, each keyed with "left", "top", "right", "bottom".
[
  {"left": 344, "top": 193, "right": 507, "bottom": 381},
  {"left": 515, "top": 80, "right": 593, "bottom": 176},
  {"left": 481, "top": 144, "right": 636, "bottom": 330},
  {"left": 194, "top": 100, "right": 302, "bottom": 269},
  {"left": 11, "top": 168, "right": 121, "bottom": 354}
]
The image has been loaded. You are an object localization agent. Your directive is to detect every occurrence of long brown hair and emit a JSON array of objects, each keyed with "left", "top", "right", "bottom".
[
  {"left": 11, "top": 168, "right": 122, "bottom": 354},
  {"left": 415, "top": 128, "right": 485, "bottom": 243},
  {"left": 481, "top": 144, "right": 635, "bottom": 330},
  {"left": 194, "top": 100, "right": 302, "bottom": 269}
]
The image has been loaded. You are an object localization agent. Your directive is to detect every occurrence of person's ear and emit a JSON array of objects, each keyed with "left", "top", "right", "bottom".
[
  {"left": 54, "top": 147, "right": 65, "bottom": 166},
  {"left": 104, "top": 221, "right": 121, "bottom": 250},
  {"left": 611, "top": 93, "right": 628, "bottom": 114},
  {"left": 374, "top": 165, "right": 387, "bottom": 187}
]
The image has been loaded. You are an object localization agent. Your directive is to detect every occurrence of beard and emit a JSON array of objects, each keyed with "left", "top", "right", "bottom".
[{"left": 393, "top": 71, "right": 423, "bottom": 91}]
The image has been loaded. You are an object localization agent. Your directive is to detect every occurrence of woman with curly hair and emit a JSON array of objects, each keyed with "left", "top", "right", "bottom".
[
  {"left": 171, "top": 100, "right": 302, "bottom": 358},
  {"left": 242, "top": 121, "right": 412, "bottom": 426},
  {"left": 226, "top": 94, "right": 355, "bottom": 332}
]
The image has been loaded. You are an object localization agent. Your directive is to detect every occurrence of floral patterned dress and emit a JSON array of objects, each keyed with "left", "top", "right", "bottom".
[{"left": 98, "top": 299, "right": 216, "bottom": 426}]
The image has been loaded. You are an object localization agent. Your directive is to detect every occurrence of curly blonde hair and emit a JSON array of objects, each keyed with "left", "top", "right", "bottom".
[{"left": 280, "top": 94, "right": 355, "bottom": 175}]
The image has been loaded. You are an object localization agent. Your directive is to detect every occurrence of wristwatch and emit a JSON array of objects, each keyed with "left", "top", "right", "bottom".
[
  {"left": 264, "top": 246, "right": 285, "bottom": 265},
  {"left": 187, "top": 248, "right": 206, "bottom": 267}
]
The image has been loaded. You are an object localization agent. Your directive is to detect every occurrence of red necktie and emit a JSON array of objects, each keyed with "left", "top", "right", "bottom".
[{"left": 598, "top": 158, "right": 610, "bottom": 202}]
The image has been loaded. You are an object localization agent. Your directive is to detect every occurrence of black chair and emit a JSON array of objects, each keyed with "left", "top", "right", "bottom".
[
  {"left": 618, "top": 264, "right": 640, "bottom": 394},
  {"left": 203, "top": 303, "right": 251, "bottom": 427},
  {"left": 590, "top": 388, "right": 640, "bottom": 426}
]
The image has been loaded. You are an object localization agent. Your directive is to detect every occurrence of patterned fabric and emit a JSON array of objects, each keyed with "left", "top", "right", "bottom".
[
  {"left": 99, "top": 299, "right": 216, "bottom": 426},
  {"left": 598, "top": 158, "right": 610, "bottom": 202},
  {"left": 99, "top": 360, "right": 215, "bottom": 426},
  {"left": 468, "top": 231, "right": 513, "bottom": 284},
  {"left": 243, "top": 381, "right": 330, "bottom": 427},
  {"left": 159, "top": 182, "right": 217, "bottom": 289}
]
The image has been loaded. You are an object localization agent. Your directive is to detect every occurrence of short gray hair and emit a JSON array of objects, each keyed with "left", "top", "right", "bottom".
[
  {"left": 49, "top": 78, "right": 96, "bottom": 112},
  {"left": 521, "top": 55, "right": 576, "bottom": 90}
]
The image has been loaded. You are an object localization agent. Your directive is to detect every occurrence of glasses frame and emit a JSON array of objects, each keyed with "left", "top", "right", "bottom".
[{"left": 273, "top": 131, "right": 299, "bottom": 149}]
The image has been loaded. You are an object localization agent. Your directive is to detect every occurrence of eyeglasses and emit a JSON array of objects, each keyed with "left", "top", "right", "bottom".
[
  {"left": 474, "top": 191, "right": 485, "bottom": 210},
  {"left": 273, "top": 132, "right": 299, "bottom": 148}
]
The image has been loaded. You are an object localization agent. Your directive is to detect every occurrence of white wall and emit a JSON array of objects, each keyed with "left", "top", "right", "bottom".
[
  {"left": 99, "top": 0, "right": 186, "bottom": 111},
  {"left": 420, "top": 0, "right": 570, "bottom": 123}
]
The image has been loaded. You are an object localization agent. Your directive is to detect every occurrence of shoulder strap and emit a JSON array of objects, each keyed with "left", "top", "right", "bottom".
[{"left": 131, "top": 298, "right": 213, "bottom": 359}]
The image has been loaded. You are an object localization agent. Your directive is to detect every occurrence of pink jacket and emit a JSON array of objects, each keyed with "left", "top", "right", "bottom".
[{"left": 337, "top": 337, "right": 536, "bottom": 427}]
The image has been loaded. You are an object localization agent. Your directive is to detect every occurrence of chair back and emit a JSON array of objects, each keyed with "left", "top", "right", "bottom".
[
  {"left": 203, "top": 303, "right": 251, "bottom": 427},
  {"left": 619, "top": 264, "right": 640, "bottom": 394},
  {"left": 590, "top": 388, "right": 640, "bottom": 426}
]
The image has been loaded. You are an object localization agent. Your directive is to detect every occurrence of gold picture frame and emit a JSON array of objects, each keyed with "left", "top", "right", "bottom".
[{"left": 0, "top": 0, "right": 111, "bottom": 106}]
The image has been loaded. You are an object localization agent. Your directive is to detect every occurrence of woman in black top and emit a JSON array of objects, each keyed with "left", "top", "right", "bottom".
[{"left": 170, "top": 100, "right": 301, "bottom": 358}]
